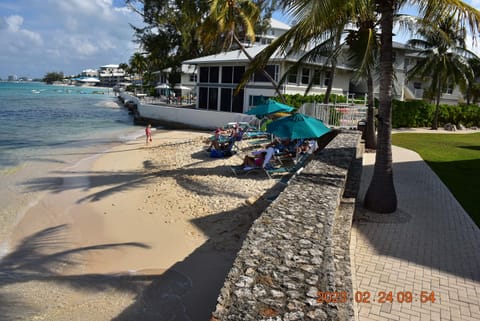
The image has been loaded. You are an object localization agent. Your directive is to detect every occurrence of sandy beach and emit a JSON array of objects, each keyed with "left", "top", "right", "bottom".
[{"left": 0, "top": 129, "right": 283, "bottom": 321}]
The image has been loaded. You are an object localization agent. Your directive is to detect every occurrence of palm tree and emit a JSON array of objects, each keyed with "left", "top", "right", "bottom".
[
  {"left": 407, "top": 16, "right": 476, "bottom": 129},
  {"left": 199, "top": 0, "right": 287, "bottom": 102},
  {"left": 364, "top": 0, "right": 480, "bottom": 213},
  {"left": 241, "top": 1, "right": 379, "bottom": 148},
  {"left": 245, "top": 0, "right": 480, "bottom": 213},
  {"left": 345, "top": 0, "right": 380, "bottom": 150},
  {"left": 238, "top": 1, "right": 351, "bottom": 104},
  {"left": 129, "top": 52, "right": 148, "bottom": 93}
]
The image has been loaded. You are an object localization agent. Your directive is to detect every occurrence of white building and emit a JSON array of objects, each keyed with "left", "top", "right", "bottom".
[
  {"left": 98, "top": 64, "right": 126, "bottom": 87},
  {"left": 184, "top": 45, "right": 353, "bottom": 112},
  {"left": 182, "top": 19, "right": 467, "bottom": 112}
]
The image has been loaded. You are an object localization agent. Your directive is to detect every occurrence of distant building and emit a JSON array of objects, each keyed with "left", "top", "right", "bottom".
[
  {"left": 98, "top": 64, "right": 126, "bottom": 87},
  {"left": 7, "top": 75, "right": 18, "bottom": 81},
  {"left": 82, "top": 69, "right": 99, "bottom": 78}
]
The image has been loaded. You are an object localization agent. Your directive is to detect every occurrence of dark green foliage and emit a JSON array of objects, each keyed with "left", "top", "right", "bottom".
[
  {"left": 392, "top": 100, "right": 480, "bottom": 128},
  {"left": 392, "top": 100, "right": 434, "bottom": 128},
  {"left": 42, "top": 72, "right": 64, "bottom": 84}
]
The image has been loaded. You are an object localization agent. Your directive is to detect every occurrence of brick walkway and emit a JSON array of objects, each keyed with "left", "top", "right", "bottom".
[{"left": 351, "top": 145, "right": 480, "bottom": 321}]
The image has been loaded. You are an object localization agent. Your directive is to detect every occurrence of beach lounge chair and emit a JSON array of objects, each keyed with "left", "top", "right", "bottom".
[
  {"left": 230, "top": 146, "right": 275, "bottom": 177},
  {"left": 209, "top": 137, "right": 236, "bottom": 158}
]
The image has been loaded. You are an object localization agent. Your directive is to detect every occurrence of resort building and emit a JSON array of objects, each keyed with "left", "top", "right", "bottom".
[
  {"left": 181, "top": 19, "right": 467, "bottom": 112},
  {"left": 183, "top": 45, "right": 353, "bottom": 112},
  {"left": 98, "top": 64, "right": 127, "bottom": 87},
  {"left": 81, "top": 68, "right": 99, "bottom": 78}
]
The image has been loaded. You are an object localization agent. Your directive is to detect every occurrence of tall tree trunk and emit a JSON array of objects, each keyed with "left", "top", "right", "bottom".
[
  {"left": 365, "top": 68, "right": 377, "bottom": 149},
  {"left": 364, "top": 0, "right": 397, "bottom": 213},
  {"left": 323, "top": 30, "right": 342, "bottom": 104},
  {"left": 234, "top": 34, "right": 286, "bottom": 103},
  {"left": 432, "top": 77, "right": 441, "bottom": 129}
]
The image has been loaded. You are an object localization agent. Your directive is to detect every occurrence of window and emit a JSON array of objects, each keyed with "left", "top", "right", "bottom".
[
  {"left": 301, "top": 68, "right": 310, "bottom": 84},
  {"left": 233, "top": 66, "right": 245, "bottom": 83},
  {"left": 253, "top": 70, "right": 267, "bottom": 82},
  {"left": 253, "top": 65, "right": 278, "bottom": 82},
  {"left": 323, "top": 71, "right": 331, "bottom": 87},
  {"left": 208, "top": 87, "right": 218, "bottom": 110},
  {"left": 445, "top": 84, "right": 453, "bottom": 94},
  {"left": 266, "top": 65, "right": 279, "bottom": 82},
  {"left": 199, "top": 87, "right": 208, "bottom": 109},
  {"left": 287, "top": 69, "right": 297, "bottom": 84},
  {"left": 413, "top": 82, "right": 422, "bottom": 89},
  {"left": 312, "top": 69, "right": 321, "bottom": 85},
  {"left": 199, "top": 67, "right": 209, "bottom": 83},
  {"left": 232, "top": 89, "right": 244, "bottom": 113},
  {"left": 220, "top": 88, "right": 232, "bottom": 111},
  {"left": 189, "top": 73, "right": 197, "bottom": 82},
  {"left": 209, "top": 66, "right": 219, "bottom": 83},
  {"left": 249, "top": 95, "right": 269, "bottom": 107},
  {"left": 199, "top": 66, "right": 219, "bottom": 83},
  {"left": 222, "top": 66, "right": 233, "bottom": 83}
]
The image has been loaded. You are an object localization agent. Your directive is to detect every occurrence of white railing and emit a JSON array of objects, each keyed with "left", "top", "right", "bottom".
[{"left": 300, "top": 102, "right": 368, "bottom": 129}]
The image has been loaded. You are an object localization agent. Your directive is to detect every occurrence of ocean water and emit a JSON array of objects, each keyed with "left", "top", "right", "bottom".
[{"left": 0, "top": 82, "right": 145, "bottom": 254}]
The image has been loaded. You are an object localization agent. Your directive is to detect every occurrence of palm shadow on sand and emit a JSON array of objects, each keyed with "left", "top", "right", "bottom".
[{"left": 0, "top": 224, "right": 154, "bottom": 321}]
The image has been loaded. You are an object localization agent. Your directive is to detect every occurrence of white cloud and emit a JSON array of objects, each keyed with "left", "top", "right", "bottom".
[
  {"left": 0, "top": 0, "right": 143, "bottom": 78},
  {"left": 5, "top": 14, "right": 23, "bottom": 31}
]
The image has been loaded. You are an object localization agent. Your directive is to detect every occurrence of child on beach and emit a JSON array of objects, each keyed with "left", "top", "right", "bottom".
[{"left": 145, "top": 124, "right": 152, "bottom": 144}]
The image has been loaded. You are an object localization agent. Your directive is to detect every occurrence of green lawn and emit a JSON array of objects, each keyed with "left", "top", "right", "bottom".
[{"left": 392, "top": 132, "right": 480, "bottom": 226}]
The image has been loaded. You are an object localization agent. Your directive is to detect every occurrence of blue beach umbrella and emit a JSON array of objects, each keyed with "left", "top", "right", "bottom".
[
  {"left": 245, "top": 99, "right": 295, "bottom": 118},
  {"left": 266, "top": 113, "right": 331, "bottom": 140}
]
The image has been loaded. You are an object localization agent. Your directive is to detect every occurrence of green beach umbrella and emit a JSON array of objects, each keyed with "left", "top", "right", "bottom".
[
  {"left": 245, "top": 99, "right": 295, "bottom": 119},
  {"left": 266, "top": 113, "right": 331, "bottom": 140}
]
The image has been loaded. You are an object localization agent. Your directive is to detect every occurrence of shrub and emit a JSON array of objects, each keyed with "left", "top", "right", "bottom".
[{"left": 392, "top": 100, "right": 480, "bottom": 128}]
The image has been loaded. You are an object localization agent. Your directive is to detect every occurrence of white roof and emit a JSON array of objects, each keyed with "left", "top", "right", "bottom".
[
  {"left": 269, "top": 18, "right": 291, "bottom": 30},
  {"left": 184, "top": 45, "right": 284, "bottom": 64},
  {"left": 183, "top": 45, "right": 355, "bottom": 71},
  {"left": 78, "top": 77, "right": 100, "bottom": 82},
  {"left": 101, "top": 64, "right": 119, "bottom": 68}
]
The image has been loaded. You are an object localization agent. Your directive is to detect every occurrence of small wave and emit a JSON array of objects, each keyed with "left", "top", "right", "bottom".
[
  {"left": 0, "top": 240, "right": 9, "bottom": 261},
  {"left": 95, "top": 99, "right": 121, "bottom": 109},
  {"left": 0, "top": 163, "right": 25, "bottom": 176},
  {"left": 118, "top": 129, "right": 146, "bottom": 142}
]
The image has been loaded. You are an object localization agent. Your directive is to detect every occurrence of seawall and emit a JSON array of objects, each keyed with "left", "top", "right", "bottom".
[
  {"left": 211, "top": 131, "right": 362, "bottom": 320},
  {"left": 118, "top": 92, "right": 255, "bottom": 130}
]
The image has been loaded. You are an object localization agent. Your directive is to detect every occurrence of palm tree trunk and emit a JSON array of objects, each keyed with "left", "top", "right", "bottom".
[
  {"left": 432, "top": 77, "right": 441, "bottom": 129},
  {"left": 364, "top": 0, "right": 397, "bottom": 213},
  {"left": 233, "top": 34, "right": 286, "bottom": 103},
  {"left": 365, "top": 68, "right": 377, "bottom": 149},
  {"left": 323, "top": 30, "right": 342, "bottom": 104}
]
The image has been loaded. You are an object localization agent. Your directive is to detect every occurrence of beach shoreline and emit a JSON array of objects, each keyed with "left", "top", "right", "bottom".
[{"left": 1, "top": 128, "right": 281, "bottom": 320}]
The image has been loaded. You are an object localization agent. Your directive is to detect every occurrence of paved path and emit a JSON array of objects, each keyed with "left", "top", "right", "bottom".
[{"left": 351, "top": 145, "right": 480, "bottom": 321}]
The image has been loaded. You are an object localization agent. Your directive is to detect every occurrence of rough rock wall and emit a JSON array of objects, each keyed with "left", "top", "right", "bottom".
[{"left": 211, "top": 131, "right": 362, "bottom": 321}]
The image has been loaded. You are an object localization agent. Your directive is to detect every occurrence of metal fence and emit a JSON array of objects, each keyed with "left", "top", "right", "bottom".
[{"left": 299, "top": 102, "right": 368, "bottom": 129}]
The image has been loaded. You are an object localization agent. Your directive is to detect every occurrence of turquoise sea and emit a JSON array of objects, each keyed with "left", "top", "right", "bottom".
[{"left": 0, "top": 82, "right": 144, "bottom": 255}]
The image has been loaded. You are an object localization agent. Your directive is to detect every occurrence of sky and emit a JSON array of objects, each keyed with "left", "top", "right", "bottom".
[
  {"left": 2, "top": 0, "right": 480, "bottom": 80},
  {"left": 0, "top": 0, "right": 143, "bottom": 79}
]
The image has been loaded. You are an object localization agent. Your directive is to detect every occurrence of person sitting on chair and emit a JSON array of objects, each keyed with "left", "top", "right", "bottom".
[
  {"left": 208, "top": 128, "right": 229, "bottom": 151},
  {"left": 240, "top": 151, "right": 267, "bottom": 169}
]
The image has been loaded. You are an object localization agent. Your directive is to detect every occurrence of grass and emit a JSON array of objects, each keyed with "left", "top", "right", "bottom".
[{"left": 392, "top": 132, "right": 480, "bottom": 227}]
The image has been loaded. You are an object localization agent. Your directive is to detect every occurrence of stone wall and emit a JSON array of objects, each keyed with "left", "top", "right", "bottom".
[{"left": 211, "top": 131, "right": 362, "bottom": 321}]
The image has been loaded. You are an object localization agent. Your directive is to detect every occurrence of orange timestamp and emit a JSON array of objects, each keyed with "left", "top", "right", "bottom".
[
  {"left": 316, "top": 291, "right": 436, "bottom": 304},
  {"left": 355, "top": 291, "right": 436, "bottom": 303}
]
